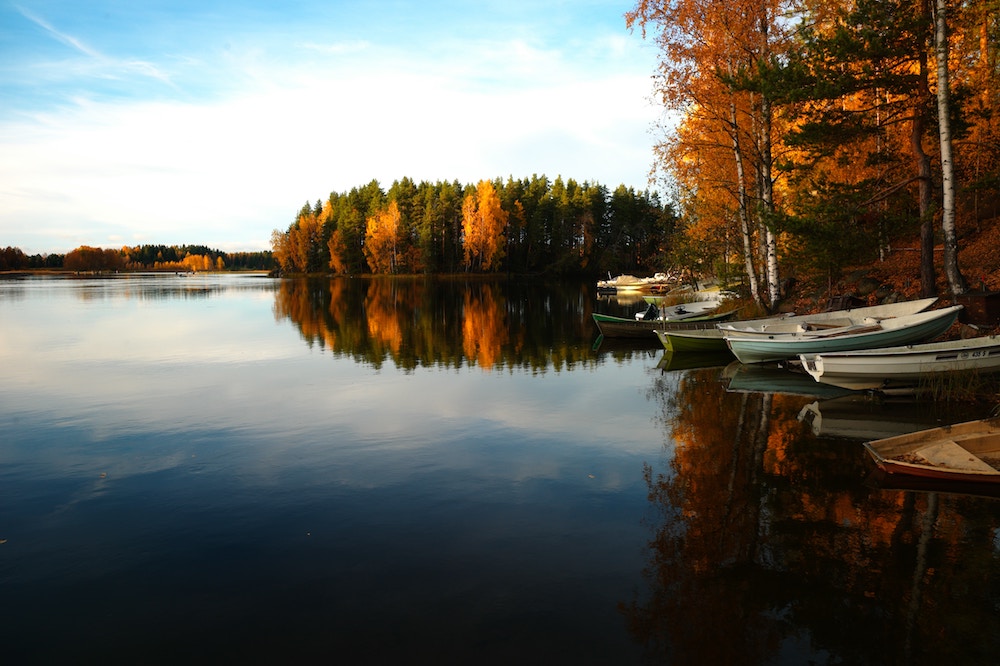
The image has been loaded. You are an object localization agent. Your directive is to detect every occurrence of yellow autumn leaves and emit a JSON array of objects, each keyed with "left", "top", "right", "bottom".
[
  {"left": 361, "top": 180, "right": 507, "bottom": 274},
  {"left": 460, "top": 180, "right": 508, "bottom": 272}
]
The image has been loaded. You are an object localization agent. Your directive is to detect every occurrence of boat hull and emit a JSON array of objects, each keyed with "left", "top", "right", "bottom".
[
  {"left": 800, "top": 335, "right": 1000, "bottom": 390},
  {"left": 655, "top": 328, "right": 729, "bottom": 353},
  {"left": 725, "top": 306, "right": 962, "bottom": 364}
]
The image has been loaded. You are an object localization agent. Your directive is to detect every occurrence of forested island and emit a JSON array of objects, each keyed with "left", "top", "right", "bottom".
[{"left": 270, "top": 176, "right": 673, "bottom": 278}]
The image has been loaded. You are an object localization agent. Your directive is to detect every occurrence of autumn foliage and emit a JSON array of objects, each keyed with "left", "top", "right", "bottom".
[
  {"left": 63, "top": 246, "right": 124, "bottom": 272},
  {"left": 364, "top": 200, "right": 403, "bottom": 274},
  {"left": 461, "top": 180, "right": 508, "bottom": 272},
  {"left": 627, "top": 0, "right": 1000, "bottom": 305}
]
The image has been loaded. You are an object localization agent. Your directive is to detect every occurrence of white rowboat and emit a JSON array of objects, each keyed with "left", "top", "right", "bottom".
[
  {"left": 799, "top": 335, "right": 1000, "bottom": 390},
  {"left": 724, "top": 305, "right": 963, "bottom": 364}
]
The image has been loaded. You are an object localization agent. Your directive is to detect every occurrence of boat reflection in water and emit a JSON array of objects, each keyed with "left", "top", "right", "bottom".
[
  {"left": 656, "top": 350, "right": 734, "bottom": 372},
  {"left": 636, "top": 362, "right": 1000, "bottom": 664},
  {"left": 797, "top": 393, "right": 950, "bottom": 440},
  {"left": 865, "top": 467, "right": 1000, "bottom": 500},
  {"left": 722, "top": 360, "right": 856, "bottom": 398}
]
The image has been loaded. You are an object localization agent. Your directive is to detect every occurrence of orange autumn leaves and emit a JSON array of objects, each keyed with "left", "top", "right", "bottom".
[
  {"left": 461, "top": 180, "right": 508, "bottom": 272},
  {"left": 360, "top": 180, "right": 506, "bottom": 274},
  {"left": 364, "top": 200, "right": 402, "bottom": 274}
]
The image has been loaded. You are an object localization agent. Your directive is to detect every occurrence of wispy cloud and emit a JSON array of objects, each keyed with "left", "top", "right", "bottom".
[
  {"left": 14, "top": 4, "right": 100, "bottom": 58},
  {"left": 13, "top": 4, "right": 174, "bottom": 87}
]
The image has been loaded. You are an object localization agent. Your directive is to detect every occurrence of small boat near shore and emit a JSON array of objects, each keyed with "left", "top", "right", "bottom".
[
  {"left": 723, "top": 305, "right": 962, "bottom": 364},
  {"left": 863, "top": 419, "right": 1000, "bottom": 484},
  {"left": 592, "top": 308, "right": 737, "bottom": 339},
  {"left": 799, "top": 335, "right": 1000, "bottom": 390}
]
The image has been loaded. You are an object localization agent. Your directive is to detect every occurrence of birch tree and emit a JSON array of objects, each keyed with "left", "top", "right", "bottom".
[
  {"left": 934, "top": 0, "right": 968, "bottom": 297},
  {"left": 628, "top": 0, "right": 792, "bottom": 309}
]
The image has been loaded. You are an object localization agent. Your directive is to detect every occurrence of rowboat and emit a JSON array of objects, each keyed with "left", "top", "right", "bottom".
[
  {"left": 863, "top": 418, "right": 1000, "bottom": 483},
  {"left": 655, "top": 297, "right": 940, "bottom": 353},
  {"left": 591, "top": 308, "right": 737, "bottom": 339},
  {"left": 719, "top": 297, "right": 938, "bottom": 336},
  {"left": 799, "top": 335, "right": 1000, "bottom": 390},
  {"left": 723, "top": 305, "right": 962, "bottom": 364},
  {"left": 637, "top": 298, "right": 726, "bottom": 321},
  {"left": 597, "top": 272, "right": 674, "bottom": 294}
]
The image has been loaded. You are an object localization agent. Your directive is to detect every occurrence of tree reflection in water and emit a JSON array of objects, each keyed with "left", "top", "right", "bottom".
[
  {"left": 629, "top": 366, "right": 1000, "bottom": 665},
  {"left": 272, "top": 276, "right": 619, "bottom": 371}
]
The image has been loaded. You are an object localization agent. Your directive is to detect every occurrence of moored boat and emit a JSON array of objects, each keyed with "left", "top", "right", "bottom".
[
  {"left": 863, "top": 418, "right": 1000, "bottom": 483},
  {"left": 799, "top": 335, "right": 1000, "bottom": 390},
  {"left": 591, "top": 308, "right": 737, "bottom": 339},
  {"left": 723, "top": 305, "right": 962, "bottom": 364},
  {"left": 635, "top": 299, "right": 724, "bottom": 321},
  {"left": 596, "top": 272, "right": 675, "bottom": 294}
]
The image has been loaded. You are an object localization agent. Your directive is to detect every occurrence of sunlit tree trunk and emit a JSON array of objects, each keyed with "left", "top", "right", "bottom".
[
  {"left": 730, "top": 99, "right": 761, "bottom": 306},
  {"left": 757, "top": 92, "right": 781, "bottom": 309},
  {"left": 934, "top": 0, "right": 968, "bottom": 298}
]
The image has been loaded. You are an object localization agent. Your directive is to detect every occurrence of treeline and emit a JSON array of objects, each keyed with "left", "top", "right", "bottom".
[
  {"left": 271, "top": 175, "right": 675, "bottom": 276},
  {"left": 120, "top": 245, "right": 273, "bottom": 271},
  {"left": 1, "top": 246, "right": 63, "bottom": 270},
  {"left": 0, "top": 244, "right": 274, "bottom": 272}
]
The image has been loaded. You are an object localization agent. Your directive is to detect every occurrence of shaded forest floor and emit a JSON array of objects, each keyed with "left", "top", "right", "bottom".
[{"left": 781, "top": 215, "right": 1000, "bottom": 330}]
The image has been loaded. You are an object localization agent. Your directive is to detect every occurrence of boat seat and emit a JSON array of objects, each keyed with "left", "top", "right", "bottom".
[
  {"left": 802, "top": 318, "right": 854, "bottom": 330},
  {"left": 914, "top": 441, "right": 1000, "bottom": 473}
]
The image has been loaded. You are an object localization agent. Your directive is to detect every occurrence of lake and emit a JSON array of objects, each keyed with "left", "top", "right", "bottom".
[{"left": 2, "top": 273, "right": 1000, "bottom": 665}]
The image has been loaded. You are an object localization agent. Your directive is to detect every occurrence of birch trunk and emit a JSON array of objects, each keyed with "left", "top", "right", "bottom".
[
  {"left": 758, "top": 94, "right": 781, "bottom": 308},
  {"left": 730, "top": 99, "right": 761, "bottom": 307},
  {"left": 934, "top": 0, "right": 968, "bottom": 297}
]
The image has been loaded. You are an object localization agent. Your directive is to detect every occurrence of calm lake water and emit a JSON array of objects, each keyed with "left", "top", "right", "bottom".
[{"left": 2, "top": 273, "right": 1000, "bottom": 665}]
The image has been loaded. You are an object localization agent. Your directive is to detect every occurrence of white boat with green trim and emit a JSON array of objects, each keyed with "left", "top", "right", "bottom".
[{"left": 800, "top": 335, "right": 1000, "bottom": 390}]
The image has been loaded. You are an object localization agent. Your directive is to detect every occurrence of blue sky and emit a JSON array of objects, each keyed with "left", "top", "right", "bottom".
[{"left": 1, "top": 1, "right": 664, "bottom": 254}]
